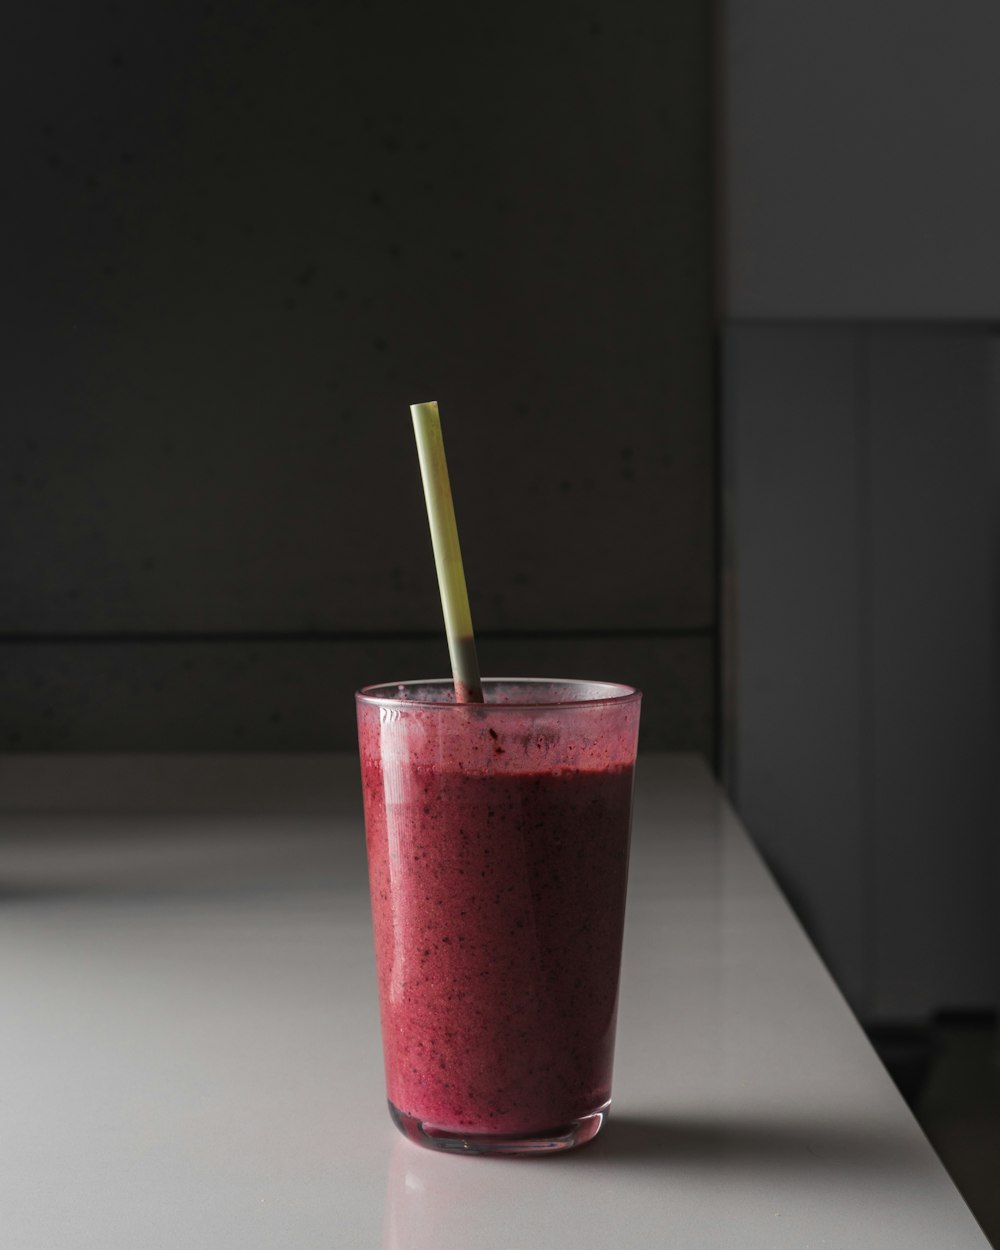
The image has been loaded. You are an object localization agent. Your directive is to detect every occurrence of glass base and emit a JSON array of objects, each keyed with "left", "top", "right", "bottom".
[{"left": 388, "top": 1099, "right": 610, "bottom": 1156}]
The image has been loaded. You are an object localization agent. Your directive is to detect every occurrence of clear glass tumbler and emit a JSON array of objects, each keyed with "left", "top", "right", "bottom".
[{"left": 356, "top": 678, "right": 641, "bottom": 1155}]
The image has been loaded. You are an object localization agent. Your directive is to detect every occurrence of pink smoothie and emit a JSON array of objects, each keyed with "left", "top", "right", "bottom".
[{"left": 357, "top": 682, "right": 638, "bottom": 1139}]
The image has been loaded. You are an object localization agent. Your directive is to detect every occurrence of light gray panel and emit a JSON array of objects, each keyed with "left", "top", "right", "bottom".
[
  {"left": 1, "top": 1, "right": 712, "bottom": 635},
  {"left": 0, "top": 635, "right": 713, "bottom": 756},
  {"left": 722, "top": 2, "right": 1000, "bottom": 318},
  {"left": 866, "top": 329, "right": 998, "bottom": 1017},
  {"left": 723, "top": 325, "right": 868, "bottom": 1008}
]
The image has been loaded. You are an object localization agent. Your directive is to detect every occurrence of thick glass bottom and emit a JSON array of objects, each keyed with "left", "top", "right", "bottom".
[{"left": 388, "top": 1099, "right": 610, "bottom": 1156}]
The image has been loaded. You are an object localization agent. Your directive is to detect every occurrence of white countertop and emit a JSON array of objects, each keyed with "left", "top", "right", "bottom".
[{"left": 0, "top": 753, "right": 989, "bottom": 1248}]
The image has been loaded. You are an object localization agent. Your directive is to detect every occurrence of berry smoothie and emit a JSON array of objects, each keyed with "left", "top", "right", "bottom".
[{"left": 357, "top": 679, "right": 640, "bottom": 1151}]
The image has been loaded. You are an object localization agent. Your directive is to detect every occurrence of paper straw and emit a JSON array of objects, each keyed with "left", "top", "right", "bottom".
[{"left": 411, "top": 400, "right": 484, "bottom": 703}]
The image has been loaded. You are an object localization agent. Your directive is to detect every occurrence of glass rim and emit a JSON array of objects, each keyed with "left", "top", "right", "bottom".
[{"left": 355, "top": 676, "right": 641, "bottom": 711}]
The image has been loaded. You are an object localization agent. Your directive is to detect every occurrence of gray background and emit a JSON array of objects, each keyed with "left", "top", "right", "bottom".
[
  {"left": 5, "top": 0, "right": 998, "bottom": 1029},
  {"left": 1, "top": 0, "right": 714, "bottom": 754},
  {"left": 721, "top": 0, "right": 1000, "bottom": 319},
  {"left": 720, "top": 1, "right": 1000, "bottom": 1021}
]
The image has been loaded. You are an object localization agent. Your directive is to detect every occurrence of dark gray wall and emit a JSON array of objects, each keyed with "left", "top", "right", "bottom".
[
  {"left": 2, "top": 2, "right": 715, "bottom": 752},
  {"left": 721, "top": 0, "right": 1000, "bottom": 318},
  {"left": 719, "top": 2, "right": 1000, "bottom": 1019},
  {"left": 723, "top": 324, "right": 998, "bottom": 1020}
]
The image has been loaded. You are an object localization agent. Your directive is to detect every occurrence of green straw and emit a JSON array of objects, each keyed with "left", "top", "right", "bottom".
[{"left": 411, "top": 400, "right": 484, "bottom": 704}]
